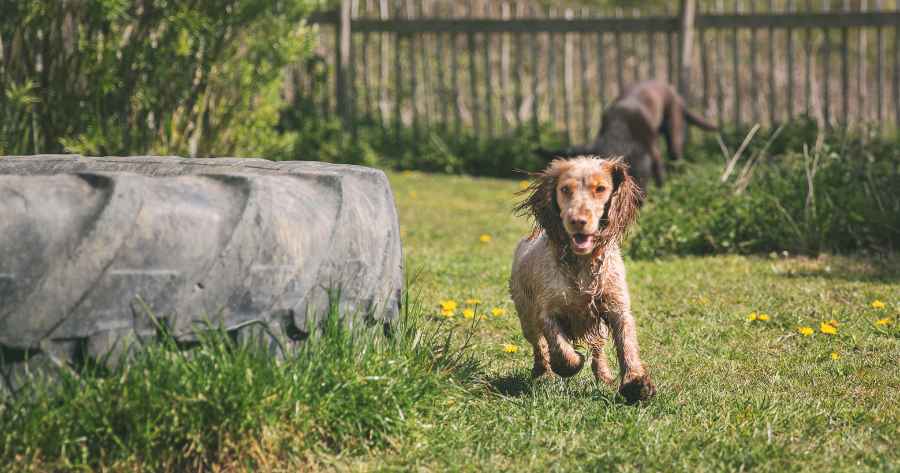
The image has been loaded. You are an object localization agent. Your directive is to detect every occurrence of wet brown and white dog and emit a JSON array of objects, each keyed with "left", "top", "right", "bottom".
[
  {"left": 537, "top": 80, "right": 718, "bottom": 191},
  {"left": 510, "top": 156, "right": 655, "bottom": 404}
]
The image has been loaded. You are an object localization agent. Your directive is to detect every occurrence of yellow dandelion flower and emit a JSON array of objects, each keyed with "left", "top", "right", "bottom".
[
  {"left": 820, "top": 322, "right": 838, "bottom": 335},
  {"left": 831, "top": 352, "right": 840, "bottom": 361},
  {"left": 747, "top": 311, "right": 758, "bottom": 321},
  {"left": 440, "top": 300, "right": 458, "bottom": 312},
  {"left": 503, "top": 344, "right": 519, "bottom": 353},
  {"left": 463, "top": 308, "right": 475, "bottom": 319},
  {"left": 465, "top": 298, "right": 481, "bottom": 305},
  {"left": 479, "top": 234, "right": 492, "bottom": 243},
  {"left": 875, "top": 318, "right": 892, "bottom": 326},
  {"left": 758, "top": 313, "right": 770, "bottom": 321},
  {"left": 491, "top": 307, "right": 506, "bottom": 317},
  {"left": 440, "top": 307, "right": 455, "bottom": 317},
  {"left": 402, "top": 170, "right": 414, "bottom": 176},
  {"left": 798, "top": 326, "right": 814, "bottom": 336},
  {"left": 871, "top": 300, "right": 886, "bottom": 310},
  {"left": 519, "top": 180, "right": 530, "bottom": 190},
  {"left": 409, "top": 191, "right": 418, "bottom": 199}
]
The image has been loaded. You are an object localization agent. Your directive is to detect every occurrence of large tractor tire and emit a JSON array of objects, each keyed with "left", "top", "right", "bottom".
[{"left": 0, "top": 155, "right": 403, "bottom": 396}]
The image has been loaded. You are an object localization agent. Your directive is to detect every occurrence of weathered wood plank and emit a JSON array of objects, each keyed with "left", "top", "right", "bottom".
[
  {"left": 564, "top": 9, "right": 574, "bottom": 142},
  {"left": 513, "top": 3, "right": 525, "bottom": 128},
  {"left": 597, "top": 31, "right": 607, "bottom": 110},
  {"left": 466, "top": 1, "right": 480, "bottom": 134},
  {"left": 579, "top": 8, "right": 591, "bottom": 142},
  {"left": 876, "top": 0, "right": 885, "bottom": 129},
  {"left": 894, "top": 15, "right": 900, "bottom": 126},
  {"left": 732, "top": 1, "right": 741, "bottom": 125},
  {"left": 615, "top": 8, "right": 625, "bottom": 94},
  {"left": 530, "top": 12, "right": 540, "bottom": 133},
  {"left": 548, "top": 8, "right": 557, "bottom": 128},
  {"left": 805, "top": 0, "right": 813, "bottom": 116},
  {"left": 749, "top": 0, "right": 759, "bottom": 124},
  {"left": 787, "top": 0, "right": 796, "bottom": 119},
  {"left": 841, "top": 24, "right": 849, "bottom": 125},
  {"left": 679, "top": 0, "right": 697, "bottom": 104},
  {"left": 699, "top": 24, "right": 710, "bottom": 115},
  {"left": 379, "top": 0, "right": 389, "bottom": 133},
  {"left": 483, "top": 3, "right": 494, "bottom": 137},
  {"left": 858, "top": 0, "right": 868, "bottom": 125},
  {"left": 360, "top": 0, "right": 373, "bottom": 120},
  {"left": 310, "top": 12, "right": 900, "bottom": 33},
  {"left": 768, "top": 0, "right": 778, "bottom": 125},
  {"left": 433, "top": 2, "right": 448, "bottom": 127},
  {"left": 715, "top": 0, "right": 726, "bottom": 128},
  {"left": 501, "top": 2, "right": 512, "bottom": 127},
  {"left": 822, "top": 0, "right": 832, "bottom": 127}
]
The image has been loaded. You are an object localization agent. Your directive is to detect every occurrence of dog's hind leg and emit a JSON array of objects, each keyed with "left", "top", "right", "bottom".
[
  {"left": 663, "top": 99, "right": 686, "bottom": 161},
  {"left": 587, "top": 325, "right": 615, "bottom": 385},
  {"left": 649, "top": 143, "right": 666, "bottom": 188}
]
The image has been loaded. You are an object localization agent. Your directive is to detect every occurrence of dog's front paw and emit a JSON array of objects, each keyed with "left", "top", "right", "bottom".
[
  {"left": 549, "top": 350, "right": 585, "bottom": 378},
  {"left": 619, "top": 372, "right": 656, "bottom": 404}
]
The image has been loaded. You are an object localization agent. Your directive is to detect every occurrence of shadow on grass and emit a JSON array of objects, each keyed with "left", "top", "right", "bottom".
[
  {"left": 487, "top": 371, "right": 621, "bottom": 403},
  {"left": 770, "top": 254, "right": 900, "bottom": 283},
  {"left": 488, "top": 373, "right": 532, "bottom": 397}
]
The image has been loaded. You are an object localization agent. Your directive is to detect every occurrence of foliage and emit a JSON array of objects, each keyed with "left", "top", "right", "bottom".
[
  {"left": 628, "top": 121, "right": 900, "bottom": 258},
  {"left": 276, "top": 104, "right": 569, "bottom": 176},
  {"left": 0, "top": 0, "right": 320, "bottom": 157}
]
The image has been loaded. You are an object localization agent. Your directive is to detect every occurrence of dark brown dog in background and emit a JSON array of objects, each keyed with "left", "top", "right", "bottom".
[{"left": 537, "top": 80, "right": 718, "bottom": 191}]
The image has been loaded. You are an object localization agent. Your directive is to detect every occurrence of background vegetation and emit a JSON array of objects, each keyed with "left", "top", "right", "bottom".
[{"left": 0, "top": 0, "right": 322, "bottom": 157}]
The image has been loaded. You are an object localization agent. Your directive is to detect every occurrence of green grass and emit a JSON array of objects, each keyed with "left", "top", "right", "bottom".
[
  {"left": 3, "top": 167, "right": 898, "bottom": 472},
  {"left": 349, "top": 170, "right": 899, "bottom": 472}
]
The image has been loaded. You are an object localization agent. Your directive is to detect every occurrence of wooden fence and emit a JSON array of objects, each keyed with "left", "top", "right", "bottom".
[{"left": 298, "top": 0, "right": 900, "bottom": 143}]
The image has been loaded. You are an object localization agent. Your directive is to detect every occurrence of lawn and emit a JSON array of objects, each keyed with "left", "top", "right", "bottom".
[
  {"left": 327, "top": 170, "right": 899, "bottom": 472},
  {"left": 3, "top": 168, "right": 897, "bottom": 472}
]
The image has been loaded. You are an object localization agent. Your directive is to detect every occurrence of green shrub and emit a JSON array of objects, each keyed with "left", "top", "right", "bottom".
[
  {"left": 0, "top": 0, "right": 320, "bottom": 157},
  {"left": 276, "top": 110, "right": 569, "bottom": 177},
  {"left": 628, "top": 126, "right": 900, "bottom": 258}
]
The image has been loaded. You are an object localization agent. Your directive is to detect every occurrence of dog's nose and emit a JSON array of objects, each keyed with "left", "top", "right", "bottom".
[{"left": 569, "top": 216, "right": 588, "bottom": 229}]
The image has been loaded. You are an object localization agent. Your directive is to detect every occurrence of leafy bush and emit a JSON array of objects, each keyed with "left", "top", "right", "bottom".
[
  {"left": 0, "top": 0, "right": 320, "bottom": 157},
  {"left": 276, "top": 108, "right": 569, "bottom": 177},
  {"left": 0, "top": 300, "right": 479, "bottom": 471},
  {"left": 628, "top": 124, "right": 900, "bottom": 258}
]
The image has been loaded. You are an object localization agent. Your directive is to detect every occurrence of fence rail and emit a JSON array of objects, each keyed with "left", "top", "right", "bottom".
[{"left": 299, "top": 1, "right": 900, "bottom": 145}]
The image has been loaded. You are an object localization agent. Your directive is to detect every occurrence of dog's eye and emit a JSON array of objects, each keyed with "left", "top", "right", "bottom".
[
  {"left": 560, "top": 186, "right": 571, "bottom": 195},
  {"left": 595, "top": 185, "right": 606, "bottom": 193}
]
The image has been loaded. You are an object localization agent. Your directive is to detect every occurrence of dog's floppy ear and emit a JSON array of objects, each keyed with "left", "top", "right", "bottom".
[
  {"left": 514, "top": 160, "right": 568, "bottom": 249},
  {"left": 598, "top": 159, "right": 643, "bottom": 248}
]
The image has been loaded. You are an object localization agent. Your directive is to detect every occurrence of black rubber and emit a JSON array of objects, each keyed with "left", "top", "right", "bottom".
[{"left": 0, "top": 155, "right": 403, "bottom": 396}]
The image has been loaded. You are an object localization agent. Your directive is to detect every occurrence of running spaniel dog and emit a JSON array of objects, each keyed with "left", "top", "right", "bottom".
[
  {"left": 510, "top": 156, "right": 655, "bottom": 404},
  {"left": 537, "top": 80, "right": 717, "bottom": 191}
]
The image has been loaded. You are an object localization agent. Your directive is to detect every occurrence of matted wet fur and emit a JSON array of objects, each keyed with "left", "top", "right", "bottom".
[
  {"left": 510, "top": 156, "right": 655, "bottom": 404},
  {"left": 537, "top": 80, "right": 718, "bottom": 191}
]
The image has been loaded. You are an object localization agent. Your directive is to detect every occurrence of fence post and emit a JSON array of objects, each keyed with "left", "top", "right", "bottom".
[
  {"left": 679, "top": 0, "right": 697, "bottom": 147},
  {"left": 336, "top": 0, "right": 352, "bottom": 127},
  {"left": 678, "top": 0, "right": 697, "bottom": 102}
]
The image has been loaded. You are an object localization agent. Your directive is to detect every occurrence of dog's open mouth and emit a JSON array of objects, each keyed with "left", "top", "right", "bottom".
[{"left": 570, "top": 233, "right": 595, "bottom": 254}]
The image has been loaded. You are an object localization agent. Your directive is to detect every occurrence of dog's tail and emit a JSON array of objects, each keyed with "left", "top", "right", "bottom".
[{"left": 684, "top": 107, "right": 718, "bottom": 131}]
